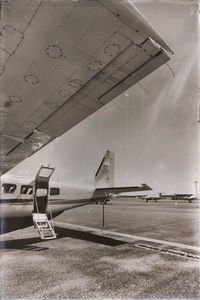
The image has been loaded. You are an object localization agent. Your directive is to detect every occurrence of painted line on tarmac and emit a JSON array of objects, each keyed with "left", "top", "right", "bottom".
[
  {"left": 135, "top": 243, "right": 200, "bottom": 260},
  {"left": 54, "top": 221, "right": 200, "bottom": 252}
]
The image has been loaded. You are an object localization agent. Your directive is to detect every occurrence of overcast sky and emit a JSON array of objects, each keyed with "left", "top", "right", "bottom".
[{"left": 8, "top": 0, "right": 200, "bottom": 194}]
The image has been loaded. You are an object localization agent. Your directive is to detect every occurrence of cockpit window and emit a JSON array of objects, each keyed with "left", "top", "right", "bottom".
[
  {"left": 21, "top": 185, "right": 33, "bottom": 195},
  {"left": 50, "top": 187, "right": 60, "bottom": 196},
  {"left": 2, "top": 183, "right": 17, "bottom": 194}
]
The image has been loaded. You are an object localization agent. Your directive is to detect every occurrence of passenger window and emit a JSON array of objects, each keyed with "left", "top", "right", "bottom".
[
  {"left": 28, "top": 188, "right": 33, "bottom": 195},
  {"left": 21, "top": 185, "right": 33, "bottom": 195},
  {"left": 50, "top": 187, "right": 60, "bottom": 196},
  {"left": 2, "top": 183, "right": 17, "bottom": 194}
]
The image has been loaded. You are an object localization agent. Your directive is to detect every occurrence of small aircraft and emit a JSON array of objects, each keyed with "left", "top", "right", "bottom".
[
  {"left": 171, "top": 193, "right": 198, "bottom": 203},
  {"left": 0, "top": 150, "right": 152, "bottom": 239},
  {"left": 142, "top": 192, "right": 162, "bottom": 203},
  {"left": 183, "top": 194, "right": 200, "bottom": 203},
  {"left": 0, "top": 0, "right": 172, "bottom": 239}
]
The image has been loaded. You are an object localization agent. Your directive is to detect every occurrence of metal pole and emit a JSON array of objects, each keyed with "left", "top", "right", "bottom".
[
  {"left": 102, "top": 203, "right": 105, "bottom": 227},
  {"left": 194, "top": 181, "right": 198, "bottom": 194}
]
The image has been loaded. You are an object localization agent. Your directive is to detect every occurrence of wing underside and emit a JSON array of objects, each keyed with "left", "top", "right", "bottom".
[{"left": 0, "top": 0, "right": 171, "bottom": 174}]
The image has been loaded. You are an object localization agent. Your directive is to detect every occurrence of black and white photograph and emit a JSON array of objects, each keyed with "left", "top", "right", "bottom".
[{"left": 0, "top": 0, "right": 200, "bottom": 299}]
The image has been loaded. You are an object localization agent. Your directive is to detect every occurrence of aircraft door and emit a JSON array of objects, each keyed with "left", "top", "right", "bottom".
[{"left": 33, "top": 166, "right": 55, "bottom": 214}]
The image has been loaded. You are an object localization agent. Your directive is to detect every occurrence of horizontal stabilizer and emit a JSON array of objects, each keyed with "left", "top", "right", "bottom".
[{"left": 93, "top": 183, "right": 152, "bottom": 200}]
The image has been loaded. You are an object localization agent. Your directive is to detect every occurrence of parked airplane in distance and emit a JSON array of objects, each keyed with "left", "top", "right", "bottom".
[
  {"left": 142, "top": 192, "right": 162, "bottom": 202},
  {"left": 183, "top": 194, "right": 200, "bottom": 203},
  {"left": 171, "top": 193, "right": 198, "bottom": 203},
  {"left": 0, "top": 151, "right": 152, "bottom": 239}
]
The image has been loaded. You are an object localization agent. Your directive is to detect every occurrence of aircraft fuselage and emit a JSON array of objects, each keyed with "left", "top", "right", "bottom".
[{"left": 0, "top": 175, "right": 95, "bottom": 233}]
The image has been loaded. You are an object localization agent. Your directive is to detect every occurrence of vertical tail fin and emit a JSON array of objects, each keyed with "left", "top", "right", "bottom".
[{"left": 95, "top": 150, "right": 114, "bottom": 188}]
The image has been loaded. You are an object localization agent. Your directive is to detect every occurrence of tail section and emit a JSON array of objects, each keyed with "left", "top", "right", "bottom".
[
  {"left": 93, "top": 150, "right": 152, "bottom": 202},
  {"left": 95, "top": 150, "right": 114, "bottom": 188}
]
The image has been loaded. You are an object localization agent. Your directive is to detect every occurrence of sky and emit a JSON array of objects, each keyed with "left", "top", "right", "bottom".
[{"left": 7, "top": 0, "right": 200, "bottom": 194}]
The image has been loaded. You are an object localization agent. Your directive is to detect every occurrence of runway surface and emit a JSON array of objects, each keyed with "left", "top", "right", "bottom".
[
  {"left": 0, "top": 198, "right": 200, "bottom": 299},
  {"left": 54, "top": 221, "right": 200, "bottom": 252}
]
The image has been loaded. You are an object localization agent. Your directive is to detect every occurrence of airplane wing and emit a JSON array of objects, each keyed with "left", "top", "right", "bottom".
[{"left": 0, "top": 0, "right": 172, "bottom": 175}]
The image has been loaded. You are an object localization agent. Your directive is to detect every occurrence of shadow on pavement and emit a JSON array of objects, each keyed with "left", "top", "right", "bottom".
[
  {"left": 0, "top": 226, "right": 126, "bottom": 250},
  {"left": 55, "top": 227, "right": 126, "bottom": 246}
]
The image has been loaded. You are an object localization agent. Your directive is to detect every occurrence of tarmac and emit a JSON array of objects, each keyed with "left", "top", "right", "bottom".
[{"left": 0, "top": 198, "right": 200, "bottom": 299}]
